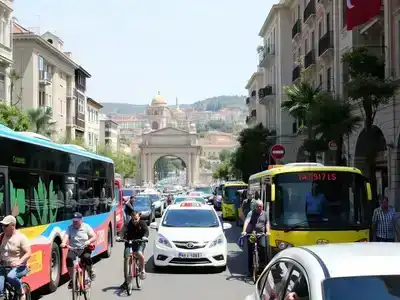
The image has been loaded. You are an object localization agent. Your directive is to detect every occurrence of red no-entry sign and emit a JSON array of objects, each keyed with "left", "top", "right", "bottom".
[{"left": 270, "top": 144, "right": 285, "bottom": 160}]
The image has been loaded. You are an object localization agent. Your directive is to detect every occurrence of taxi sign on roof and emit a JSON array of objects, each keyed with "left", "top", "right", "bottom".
[
  {"left": 268, "top": 165, "right": 283, "bottom": 169},
  {"left": 180, "top": 201, "right": 202, "bottom": 207}
]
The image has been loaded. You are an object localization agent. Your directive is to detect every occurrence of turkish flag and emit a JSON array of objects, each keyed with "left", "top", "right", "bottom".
[{"left": 347, "top": 0, "right": 381, "bottom": 30}]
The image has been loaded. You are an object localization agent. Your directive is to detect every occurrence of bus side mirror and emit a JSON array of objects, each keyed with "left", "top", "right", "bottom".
[
  {"left": 271, "top": 184, "right": 276, "bottom": 202},
  {"left": 366, "top": 183, "right": 372, "bottom": 200}
]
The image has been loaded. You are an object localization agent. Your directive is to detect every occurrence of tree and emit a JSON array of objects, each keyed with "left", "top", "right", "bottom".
[
  {"left": 219, "top": 149, "right": 231, "bottom": 162},
  {"left": 313, "top": 95, "right": 362, "bottom": 165},
  {"left": 0, "top": 102, "right": 30, "bottom": 131},
  {"left": 342, "top": 47, "right": 399, "bottom": 196},
  {"left": 282, "top": 80, "right": 322, "bottom": 162},
  {"left": 212, "top": 161, "right": 231, "bottom": 179},
  {"left": 233, "top": 123, "right": 275, "bottom": 182},
  {"left": 8, "top": 69, "right": 23, "bottom": 106},
  {"left": 98, "top": 148, "right": 136, "bottom": 178},
  {"left": 26, "top": 106, "right": 56, "bottom": 137}
]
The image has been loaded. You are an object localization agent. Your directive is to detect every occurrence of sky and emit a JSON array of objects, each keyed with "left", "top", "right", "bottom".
[{"left": 14, "top": 0, "right": 274, "bottom": 105}]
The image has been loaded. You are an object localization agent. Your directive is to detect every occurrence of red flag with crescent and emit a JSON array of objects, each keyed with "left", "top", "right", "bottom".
[{"left": 346, "top": 0, "right": 381, "bottom": 30}]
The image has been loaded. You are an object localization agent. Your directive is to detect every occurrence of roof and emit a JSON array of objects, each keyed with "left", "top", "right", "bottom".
[
  {"left": 87, "top": 97, "right": 103, "bottom": 109},
  {"left": 249, "top": 164, "right": 363, "bottom": 180},
  {"left": 302, "top": 243, "right": 400, "bottom": 278},
  {"left": 0, "top": 125, "right": 113, "bottom": 163},
  {"left": 245, "top": 71, "right": 263, "bottom": 89},
  {"left": 76, "top": 66, "right": 91, "bottom": 78},
  {"left": 151, "top": 91, "right": 167, "bottom": 105},
  {"left": 258, "top": 4, "right": 285, "bottom": 37}
]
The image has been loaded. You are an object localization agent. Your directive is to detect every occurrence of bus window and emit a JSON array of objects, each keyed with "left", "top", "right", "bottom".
[
  {"left": 0, "top": 173, "right": 4, "bottom": 217},
  {"left": 48, "top": 173, "right": 67, "bottom": 222},
  {"left": 78, "top": 178, "right": 93, "bottom": 217}
]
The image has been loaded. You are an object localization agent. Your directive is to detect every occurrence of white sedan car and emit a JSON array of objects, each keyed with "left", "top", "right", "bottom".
[
  {"left": 149, "top": 201, "right": 232, "bottom": 270},
  {"left": 245, "top": 242, "right": 400, "bottom": 300}
]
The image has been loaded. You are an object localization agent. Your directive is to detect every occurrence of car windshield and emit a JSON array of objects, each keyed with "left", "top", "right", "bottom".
[
  {"left": 174, "top": 197, "right": 205, "bottom": 204},
  {"left": 134, "top": 196, "right": 150, "bottom": 208},
  {"left": 162, "top": 209, "right": 219, "bottom": 227},
  {"left": 147, "top": 194, "right": 159, "bottom": 202},
  {"left": 272, "top": 172, "right": 369, "bottom": 229},
  {"left": 194, "top": 187, "right": 213, "bottom": 194},
  {"left": 224, "top": 186, "right": 246, "bottom": 202},
  {"left": 323, "top": 276, "right": 400, "bottom": 300},
  {"left": 123, "top": 189, "right": 134, "bottom": 197}
]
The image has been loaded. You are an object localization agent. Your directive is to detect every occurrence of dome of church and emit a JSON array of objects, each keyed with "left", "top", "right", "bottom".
[{"left": 151, "top": 91, "right": 167, "bottom": 106}]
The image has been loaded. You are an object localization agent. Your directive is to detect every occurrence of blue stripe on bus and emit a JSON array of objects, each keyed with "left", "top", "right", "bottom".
[{"left": 0, "top": 125, "right": 113, "bottom": 163}]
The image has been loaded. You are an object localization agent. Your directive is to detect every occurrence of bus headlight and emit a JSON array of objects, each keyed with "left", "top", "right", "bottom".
[{"left": 276, "top": 240, "right": 293, "bottom": 249}]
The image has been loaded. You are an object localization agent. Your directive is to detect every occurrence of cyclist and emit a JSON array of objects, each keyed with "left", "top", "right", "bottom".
[
  {"left": 242, "top": 199, "right": 270, "bottom": 276},
  {"left": 0, "top": 215, "right": 31, "bottom": 300},
  {"left": 117, "top": 211, "right": 149, "bottom": 289},
  {"left": 61, "top": 212, "right": 97, "bottom": 289}
]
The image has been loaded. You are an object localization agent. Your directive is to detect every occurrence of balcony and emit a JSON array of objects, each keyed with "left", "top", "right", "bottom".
[
  {"left": 39, "top": 71, "right": 52, "bottom": 85},
  {"left": 75, "top": 118, "right": 85, "bottom": 131},
  {"left": 303, "top": 0, "right": 316, "bottom": 25},
  {"left": 259, "top": 45, "right": 275, "bottom": 67},
  {"left": 246, "top": 110, "right": 257, "bottom": 126},
  {"left": 246, "top": 97, "right": 250, "bottom": 105},
  {"left": 292, "top": 66, "right": 301, "bottom": 82},
  {"left": 292, "top": 19, "right": 301, "bottom": 39},
  {"left": 318, "top": 31, "right": 333, "bottom": 58},
  {"left": 259, "top": 85, "right": 275, "bottom": 105},
  {"left": 304, "top": 49, "right": 316, "bottom": 69}
]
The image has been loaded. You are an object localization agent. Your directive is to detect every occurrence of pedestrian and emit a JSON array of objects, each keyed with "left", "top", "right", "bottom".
[{"left": 372, "top": 196, "right": 399, "bottom": 242}]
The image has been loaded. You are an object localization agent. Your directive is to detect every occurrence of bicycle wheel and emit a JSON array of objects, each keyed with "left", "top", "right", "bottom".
[
  {"left": 135, "top": 258, "right": 142, "bottom": 289},
  {"left": 83, "top": 270, "right": 91, "bottom": 300},
  {"left": 126, "top": 257, "right": 133, "bottom": 296},
  {"left": 72, "top": 271, "right": 81, "bottom": 300},
  {"left": 252, "top": 251, "right": 259, "bottom": 284}
]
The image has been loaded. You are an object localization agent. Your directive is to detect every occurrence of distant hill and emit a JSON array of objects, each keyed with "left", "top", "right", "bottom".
[{"left": 100, "top": 95, "right": 246, "bottom": 115}]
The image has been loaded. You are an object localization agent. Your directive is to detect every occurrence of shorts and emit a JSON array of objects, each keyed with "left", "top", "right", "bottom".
[
  {"left": 66, "top": 248, "right": 92, "bottom": 268},
  {"left": 124, "top": 241, "right": 146, "bottom": 258}
]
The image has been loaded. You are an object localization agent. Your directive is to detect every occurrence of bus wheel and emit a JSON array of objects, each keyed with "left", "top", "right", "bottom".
[
  {"left": 48, "top": 242, "right": 61, "bottom": 292},
  {"left": 103, "top": 226, "right": 112, "bottom": 258}
]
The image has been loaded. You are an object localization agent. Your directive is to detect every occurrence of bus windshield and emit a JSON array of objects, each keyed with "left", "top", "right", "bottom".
[
  {"left": 224, "top": 186, "right": 247, "bottom": 203},
  {"left": 272, "top": 171, "right": 369, "bottom": 229}
]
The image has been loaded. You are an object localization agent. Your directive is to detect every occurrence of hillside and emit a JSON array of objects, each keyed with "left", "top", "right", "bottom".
[{"left": 100, "top": 95, "right": 246, "bottom": 115}]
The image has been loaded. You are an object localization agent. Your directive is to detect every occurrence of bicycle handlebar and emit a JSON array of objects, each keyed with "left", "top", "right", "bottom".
[
  {"left": 243, "top": 232, "right": 266, "bottom": 237},
  {"left": 119, "top": 238, "right": 149, "bottom": 244}
]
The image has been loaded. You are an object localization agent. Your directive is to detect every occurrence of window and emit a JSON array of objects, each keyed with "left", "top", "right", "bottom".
[
  {"left": 39, "top": 56, "right": 44, "bottom": 71},
  {"left": 297, "top": 5, "right": 300, "bottom": 19},
  {"left": 298, "top": 47, "right": 301, "bottom": 57},
  {"left": 0, "top": 74, "right": 5, "bottom": 100},
  {"left": 326, "top": 13, "right": 331, "bottom": 32},
  {"left": 78, "top": 98, "right": 84, "bottom": 113},
  {"left": 163, "top": 209, "right": 219, "bottom": 227},
  {"left": 311, "top": 31, "right": 315, "bottom": 49},
  {"left": 319, "top": 72, "right": 323, "bottom": 87},
  {"left": 318, "top": 21, "right": 323, "bottom": 38},
  {"left": 304, "top": 38, "right": 308, "bottom": 54},
  {"left": 39, "top": 91, "right": 45, "bottom": 107},
  {"left": 327, "top": 67, "right": 332, "bottom": 92},
  {"left": 284, "top": 267, "right": 310, "bottom": 299},
  {"left": 257, "top": 262, "right": 290, "bottom": 300}
]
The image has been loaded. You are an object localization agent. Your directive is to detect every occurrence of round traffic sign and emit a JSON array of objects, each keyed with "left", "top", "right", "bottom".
[
  {"left": 270, "top": 144, "right": 285, "bottom": 160},
  {"left": 328, "top": 140, "right": 338, "bottom": 151}
]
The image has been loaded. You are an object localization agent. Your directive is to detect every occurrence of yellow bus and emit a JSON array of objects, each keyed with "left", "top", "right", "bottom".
[
  {"left": 248, "top": 163, "right": 372, "bottom": 258},
  {"left": 221, "top": 181, "right": 248, "bottom": 220}
]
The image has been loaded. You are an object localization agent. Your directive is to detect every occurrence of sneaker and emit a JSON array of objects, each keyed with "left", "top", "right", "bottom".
[
  {"left": 119, "top": 282, "right": 127, "bottom": 290},
  {"left": 68, "top": 280, "right": 73, "bottom": 289},
  {"left": 140, "top": 271, "right": 146, "bottom": 280}
]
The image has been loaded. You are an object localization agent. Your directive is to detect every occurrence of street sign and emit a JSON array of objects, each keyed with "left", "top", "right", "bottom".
[
  {"left": 270, "top": 144, "right": 285, "bottom": 160},
  {"left": 328, "top": 140, "right": 338, "bottom": 151}
]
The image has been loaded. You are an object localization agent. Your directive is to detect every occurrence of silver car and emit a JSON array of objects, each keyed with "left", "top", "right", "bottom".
[{"left": 245, "top": 243, "right": 400, "bottom": 300}]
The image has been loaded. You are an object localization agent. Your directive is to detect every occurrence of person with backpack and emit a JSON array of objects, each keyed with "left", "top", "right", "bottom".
[{"left": 0, "top": 215, "right": 31, "bottom": 300}]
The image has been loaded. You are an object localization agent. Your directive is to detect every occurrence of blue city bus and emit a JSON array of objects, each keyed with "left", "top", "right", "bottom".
[{"left": 0, "top": 125, "right": 117, "bottom": 296}]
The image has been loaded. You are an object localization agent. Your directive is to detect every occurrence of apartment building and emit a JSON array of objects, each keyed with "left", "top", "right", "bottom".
[
  {"left": 100, "top": 115, "right": 119, "bottom": 152},
  {"left": 86, "top": 97, "right": 102, "bottom": 152},
  {"left": 245, "top": 71, "right": 263, "bottom": 127},
  {"left": 12, "top": 25, "right": 78, "bottom": 140},
  {"left": 0, "top": 1, "right": 13, "bottom": 104}
]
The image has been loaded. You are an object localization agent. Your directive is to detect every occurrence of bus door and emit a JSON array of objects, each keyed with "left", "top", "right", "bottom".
[
  {"left": 0, "top": 167, "right": 9, "bottom": 220},
  {"left": 114, "top": 179, "right": 123, "bottom": 233}
]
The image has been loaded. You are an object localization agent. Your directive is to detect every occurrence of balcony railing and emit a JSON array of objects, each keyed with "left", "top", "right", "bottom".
[
  {"left": 292, "top": 19, "right": 301, "bottom": 39},
  {"left": 39, "top": 70, "right": 52, "bottom": 83},
  {"left": 318, "top": 31, "right": 333, "bottom": 57},
  {"left": 304, "top": 49, "right": 316, "bottom": 68},
  {"left": 259, "top": 45, "right": 275, "bottom": 65},
  {"left": 303, "top": 0, "right": 316, "bottom": 23},
  {"left": 292, "top": 66, "right": 301, "bottom": 82}
]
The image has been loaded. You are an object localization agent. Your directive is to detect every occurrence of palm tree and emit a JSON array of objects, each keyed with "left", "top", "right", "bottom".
[
  {"left": 282, "top": 81, "right": 322, "bottom": 162},
  {"left": 26, "top": 106, "right": 56, "bottom": 137},
  {"left": 8, "top": 69, "right": 22, "bottom": 106},
  {"left": 313, "top": 95, "right": 363, "bottom": 165}
]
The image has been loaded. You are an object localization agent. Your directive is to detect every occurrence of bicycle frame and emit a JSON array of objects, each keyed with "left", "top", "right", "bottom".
[{"left": 73, "top": 256, "right": 86, "bottom": 291}]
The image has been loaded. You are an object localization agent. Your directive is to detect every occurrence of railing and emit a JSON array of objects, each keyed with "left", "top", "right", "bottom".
[
  {"left": 39, "top": 70, "right": 52, "bottom": 82},
  {"left": 292, "top": 19, "right": 301, "bottom": 38},
  {"left": 318, "top": 31, "right": 333, "bottom": 57},
  {"left": 259, "top": 45, "right": 275, "bottom": 64},
  {"left": 303, "top": 0, "right": 316, "bottom": 23},
  {"left": 292, "top": 66, "right": 301, "bottom": 82},
  {"left": 304, "top": 49, "right": 315, "bottom": 68}
]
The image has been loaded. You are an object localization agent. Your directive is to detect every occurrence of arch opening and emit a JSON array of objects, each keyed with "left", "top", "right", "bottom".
[
  {"left": 153, "top": 155, "right": 187, "bottom": 186},
  {"left": 354, "top": 125, "right": 387, "bottom": 199},
  {"left": 151, "top": 121, "right": 159, "bottom": 130}
]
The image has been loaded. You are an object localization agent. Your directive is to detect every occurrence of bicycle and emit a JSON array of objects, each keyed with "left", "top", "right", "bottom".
[
  {"left": 65, "top": 246, "right": 91, "bottom": 300},
  {"left": 244, "top": 231, "right": 267, "bottom": 283},
  {"left": 0, "top": 266, "right": 30, "bottom": 300},
  {"left": 119, "top": 238, "right": 148, "bottom": 295}
]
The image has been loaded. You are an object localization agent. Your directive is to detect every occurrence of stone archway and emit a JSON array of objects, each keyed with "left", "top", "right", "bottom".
[
  {"left": 138, "top": 127, "right": 201, "bottom": 187},
  {"left": 354, "top": 125, "right": 388, "bottom": 198},
  {"left": 153, "top": 155, "right": 187, "bottom": 184}
]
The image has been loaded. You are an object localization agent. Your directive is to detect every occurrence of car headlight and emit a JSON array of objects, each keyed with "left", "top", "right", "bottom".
[
  {"left": 156, "top": 234, "right": 172, "bottom": 248},
  {"left": 209, "top": 234, "right": 225, "bottom": 247}
]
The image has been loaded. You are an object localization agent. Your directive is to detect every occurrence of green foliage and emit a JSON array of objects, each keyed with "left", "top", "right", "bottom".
[
  {"left": 0, "top": 102, "right": 30, "bottom": 131},
  {"left": 99, "top": 148, "right": 136, "bottom": 179},
  {"left": 196, "top": 119, "right": 233, "bottom": 133},
  {"left": 26, "top": 106, "right": 56, "bottom": 137},
  {"left": 233, "top": 123, "right": 275, "bottom": 182},
  {"left": 219, "top": 149, "right": 232, "bottom": 162}
]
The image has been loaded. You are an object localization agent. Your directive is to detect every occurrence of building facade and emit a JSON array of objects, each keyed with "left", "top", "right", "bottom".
[
  {"left": 86, "top": 97, "right": 102, "bottom": 152},
  {"left": 0, "top": 1, "right": 13, "bottom": 104},
  {"left": 100, "top": 116, "right": 119, "bottom": 152}
]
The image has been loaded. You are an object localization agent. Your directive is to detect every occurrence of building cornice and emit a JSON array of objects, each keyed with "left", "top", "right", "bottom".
[
  {"left": 13, "top": 33, "right": 78, "bottom": 68},
  {"left": 258, "top": 4, "right": 285, "bottom": 37},
  {"left": 245, "top": 71, "right": 262, "bottom": 89},
  {"left": 87, "top": 97, "right": 103, "bottom": 109}
]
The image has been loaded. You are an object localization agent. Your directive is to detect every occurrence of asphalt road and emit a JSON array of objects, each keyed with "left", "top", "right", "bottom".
[{"left": 33, "top": 220, "right": 255, "bottom": 300}]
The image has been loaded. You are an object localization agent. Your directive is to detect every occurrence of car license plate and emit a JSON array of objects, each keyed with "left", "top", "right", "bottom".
[{"left": 178, "top": 252, "right": 202, "bottom": 258}]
